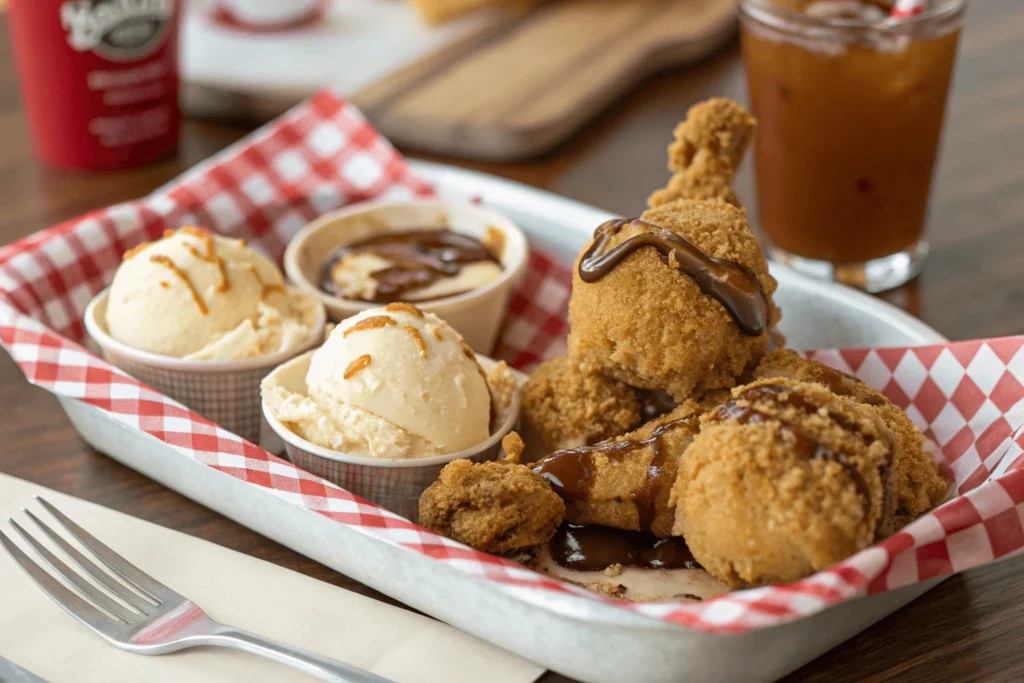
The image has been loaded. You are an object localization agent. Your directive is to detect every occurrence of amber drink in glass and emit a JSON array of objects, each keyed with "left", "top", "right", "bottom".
[{"left": 739, "top": 0, "right": 966, "bottom": 291}]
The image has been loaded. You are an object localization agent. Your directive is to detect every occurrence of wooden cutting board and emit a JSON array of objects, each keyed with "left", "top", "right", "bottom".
[{"left": 183, "top": 0, "right": 736, "bottom": 161}]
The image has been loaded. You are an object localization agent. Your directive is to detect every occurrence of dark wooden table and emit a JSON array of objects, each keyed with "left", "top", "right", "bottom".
[{"left": 2, "top": 2, "right": 1024, "bottom": 681}]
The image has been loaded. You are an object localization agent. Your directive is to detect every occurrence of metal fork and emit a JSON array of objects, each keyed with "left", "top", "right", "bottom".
[
  {"left": 0, "top": 655, "right": 49, "bottom": 683},
  {"left": 0, "top": 497, "right": 391, "bottom": 683}
]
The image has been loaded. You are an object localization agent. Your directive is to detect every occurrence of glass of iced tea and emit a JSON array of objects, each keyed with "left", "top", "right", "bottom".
[{"left": 739, "top": 0, "right": 966, "bottom": 291}]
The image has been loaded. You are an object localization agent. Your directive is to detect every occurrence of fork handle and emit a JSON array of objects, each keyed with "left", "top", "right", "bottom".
[{"left": 204, "top": 626, "right": 394, "bottom": 683}]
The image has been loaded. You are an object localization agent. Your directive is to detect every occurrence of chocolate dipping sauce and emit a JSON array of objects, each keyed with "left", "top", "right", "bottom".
[
  {"left": 320, "top": 228, "right": 501, "bottom": 303},
  {"left": 578, "top": 218, "right": 771, "bottom": 336},
  {"left": 550, "top": 523, "right": 701, "bottom": 572},
  {"left": 533, "top": 414, "right": 700, "bottom": 529}
]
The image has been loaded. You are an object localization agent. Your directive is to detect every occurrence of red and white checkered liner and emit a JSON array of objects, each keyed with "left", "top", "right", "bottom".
[{"left": 3, "top": 91, "right": 1024, "bottom": 634}]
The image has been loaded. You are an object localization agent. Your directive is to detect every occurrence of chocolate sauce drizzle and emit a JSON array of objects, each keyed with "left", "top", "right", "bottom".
[
  {"left": 577, "top": 218, "right": 771, "bottom": 336},
  {"left": 550, "top": 523, "right": 701, "bottom": 572},
  {"left": 712, "top": 384, "right": 875, "bottom": 510},
  {"left": 813, "top": 365, "right": 889, "bottom": 407},
  {"left": 533, "top": 414, "right": 700, "bottom": 529},
  {"left": 320, "top": 228, "right": 500, "bottom": 303}
]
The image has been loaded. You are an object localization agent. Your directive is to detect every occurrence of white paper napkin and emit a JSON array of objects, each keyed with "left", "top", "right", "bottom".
[{"left": 0, "top": 473, "right": 544, "bottom": 683}]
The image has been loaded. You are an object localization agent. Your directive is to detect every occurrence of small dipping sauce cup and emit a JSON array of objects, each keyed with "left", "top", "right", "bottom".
[
  {"left": 739, "top": 0, "right": 966, "bottom": 292},
  {"left": 284, "top": 200, "right": 528, "bottom": 354}
]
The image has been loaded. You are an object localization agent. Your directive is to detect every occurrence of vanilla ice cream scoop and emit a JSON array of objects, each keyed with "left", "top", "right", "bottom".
[
  {"left": 105, "top": 227, "right": 320, "bottom": 360},
  {"left": 305, "top": 304, "right": 491, "bottom": 454}
]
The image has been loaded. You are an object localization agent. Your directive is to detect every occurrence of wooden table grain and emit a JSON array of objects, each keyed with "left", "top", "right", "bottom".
[{"left": 2, "top": 2, "right": 1024, "bottom": 681}]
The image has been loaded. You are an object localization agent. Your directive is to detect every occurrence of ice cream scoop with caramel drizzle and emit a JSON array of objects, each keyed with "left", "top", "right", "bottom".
[
  {"left": 105, "top": 227, "right": 321, "bottom": 360},
  {"left": 261, "top": 303, "right": 517, "bottom": 459}
]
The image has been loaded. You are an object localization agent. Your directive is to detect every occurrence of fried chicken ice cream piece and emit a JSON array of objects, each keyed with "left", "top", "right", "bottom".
[
  {"left": 419, "top": 458, "right": 565, "bottom": 554},
  {"left": 754, "top": 349, "right": 949, "bottom": 527},
  {"left": 672, "top": 378, "right": 895, "bottom": 588},
  {"left": 522, "top": 357, "right": 643, "bottom": 451},
  {"left": 533, "top": 402, "right": 703, "bottom": 538},
  {"left": 648, "top": 98, "right": 756, "bottom": 208},
  {"left": 567, "top": 200, "right": 780, "bottom": 401}
]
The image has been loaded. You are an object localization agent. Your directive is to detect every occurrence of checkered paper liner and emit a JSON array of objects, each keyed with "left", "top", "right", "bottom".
[
  {"left": 3, "top": 91, "right": 1024, "bottom": 635},
  {"left": 99, "top": 348, "right": 280, "bottom": 445}
]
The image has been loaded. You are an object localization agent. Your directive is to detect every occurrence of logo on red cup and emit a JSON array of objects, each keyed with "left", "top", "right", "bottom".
[{"left": 61, "top": 0, "right": 175, "bottom": 59}]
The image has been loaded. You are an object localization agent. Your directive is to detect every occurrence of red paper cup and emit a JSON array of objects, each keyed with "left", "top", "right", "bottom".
[{"left": 7, "top": 0, "right": 182, "bottom": 170}]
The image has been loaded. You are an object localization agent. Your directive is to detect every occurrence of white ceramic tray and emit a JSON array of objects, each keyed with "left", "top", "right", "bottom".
[{"left": 57, "top": 161, "right": 948, "bottom": 683}]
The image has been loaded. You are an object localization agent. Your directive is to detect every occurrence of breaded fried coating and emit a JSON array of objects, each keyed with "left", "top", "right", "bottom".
[
  {"left": 533, "top": 402, "right": 703, "bottom": 538},
  {"left": 672, "top": 378, "right": 895, "bottom": 588},
  {"left": 648, "top": 98, "right": 756, "bottom": 208},
  {"left": 568, "top": 199, "right": 780, "bottom": 400},
  {"left": 501, "top": 431, "right": 526, "bottom": 464},
  {"left": 754, "top": 349, "right": 949, "bottom": 527},
  {"left": 522, "top": 356, "right": 643, "bottom": 451},
  {"left": 696, "top": 388, "right": 732, "bottom": 412},
  {"left": 419, "top": 459, "right": 565, "bottom": 554}
]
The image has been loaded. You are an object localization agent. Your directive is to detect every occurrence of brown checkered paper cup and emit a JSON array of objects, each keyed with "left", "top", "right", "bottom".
[
  {"left": 84, "top": 289, "right": 327, "bottom": 445},
  {"left": 262, "top": 352, "right": 521, "bottom": 521}
]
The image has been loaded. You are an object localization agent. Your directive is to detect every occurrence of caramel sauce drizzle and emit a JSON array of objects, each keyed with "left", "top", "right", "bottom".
[
  {"left": 245, "top": 263, "right": 283, "bottom": 300},
  {"left": 385, "top": 302, "right": 424, "bottom": 317},
  {"left": 180, "top": 226, "right": 230, "bottom": 293},
  {"left": 149, "top": 255, "right": 208, "bottom": 315},
  {"left": 343, "top": 316, "right": 397, "bottom": 337},
  {"left": 578, "top": 218, "right": 771, "bottom": 336},
  {"left": 405, "top": 325, "right": 428, "bottom": 358},
  {"left": 122, "top": 241, "right": 152, "bottom": 261},
  {"left": 344, "top": 354, "right": 372, "bottom": 379}
]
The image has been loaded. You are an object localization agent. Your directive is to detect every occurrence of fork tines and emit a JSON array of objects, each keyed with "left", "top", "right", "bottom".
[{"left": 0, "top": 497, "right": 171, "bottom": 633}]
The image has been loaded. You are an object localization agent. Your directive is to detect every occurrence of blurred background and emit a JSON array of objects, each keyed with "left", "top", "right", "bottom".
[{"left": 0, "top": 0, "right": 1021, "bottom": 332}]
